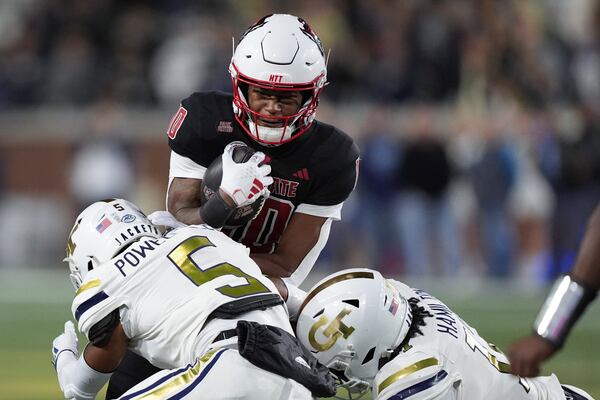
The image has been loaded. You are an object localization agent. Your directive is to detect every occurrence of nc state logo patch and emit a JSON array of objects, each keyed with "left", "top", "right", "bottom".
[
  {"left": 167, "top": 106, "right": 188, "bottom": 139},
  {"left": 217, "top": 121, "right": 233, "bottom": 133}
]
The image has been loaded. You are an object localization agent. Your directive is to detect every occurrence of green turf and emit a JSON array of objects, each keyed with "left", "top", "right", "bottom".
[{"left": 1, "top": 276, "right": 599, "bottom": 399}]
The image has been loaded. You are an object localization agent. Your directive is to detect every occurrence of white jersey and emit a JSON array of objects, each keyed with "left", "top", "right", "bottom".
[
  {"left": 71, "top": 225, "right": 288, "bottom": 369},
  {"left": 372, "top": 280, "right": 569, "bottom": 400}
]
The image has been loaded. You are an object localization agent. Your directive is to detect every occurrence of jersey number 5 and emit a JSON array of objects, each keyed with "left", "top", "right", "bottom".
[{"left": 167, "top": 235, "right": 270, "bottom": 298}]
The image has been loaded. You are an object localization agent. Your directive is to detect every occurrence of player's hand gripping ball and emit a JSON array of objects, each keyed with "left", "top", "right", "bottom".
[{"left": 200, "top": 142, "right": 271, "bottom": 228}]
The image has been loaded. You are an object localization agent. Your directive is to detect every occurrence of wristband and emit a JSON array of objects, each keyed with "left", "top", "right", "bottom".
[
  {"left": 533, "top": 275, "right": 597, "bottom": 347},
  {"left": 199, "top": 191, "right": 235, "bottom": 228}
]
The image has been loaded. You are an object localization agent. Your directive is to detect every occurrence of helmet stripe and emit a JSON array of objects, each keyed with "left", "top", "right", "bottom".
[{"left": 298, "top": 271, "right": 374, "bottom": 316}]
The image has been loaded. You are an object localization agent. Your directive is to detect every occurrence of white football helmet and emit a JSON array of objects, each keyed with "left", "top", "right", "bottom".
[
  {"left": 64, "top": 198, "right": 161, "bottom": 290},
  {"left": 229, "top": 14, "right": 327, "bottom": 146},
  {"left": 296, "top": 268, "right": 412, "bottom": 399}
]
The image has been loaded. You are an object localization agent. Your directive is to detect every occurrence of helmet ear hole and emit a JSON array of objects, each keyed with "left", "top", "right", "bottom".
[
  {"left": 342, "top": 299, "right": 360, "bottom": 308},
  {"left": 87, "top": 259, "right": 94, "bottom": 272},
  {"left": 300, "top": 90, "right": 312, "bottom": 105},
  {"left": 238, "top": 82, "right": 249, "bottom": 99},
  {"left": 361, "top": 347, "right": 376, "bottom": 365}
]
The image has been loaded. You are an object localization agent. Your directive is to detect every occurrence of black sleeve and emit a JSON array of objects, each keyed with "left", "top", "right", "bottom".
[
  {"left": 306, "top": 138, "right": 360, "bottom": 206},
  {"left": 88, "top": 309, "right": 120, "bottom": 347},
  {"left": 167, "top": 93, "right": 224, "bottom": 168}
]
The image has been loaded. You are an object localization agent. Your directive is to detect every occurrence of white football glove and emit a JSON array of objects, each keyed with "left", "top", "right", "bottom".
[
  {"left": 52, "top": 321, "right": 80, "bottom": 400},
  {"left": 220, "top": 142, "right": 273, "bottom": 207},
  {"left": 52, "top": 321, "right": 110, "bottom": 400},
  {"left": 52, "top": 321, "right": 79, "bottom": 371},
  {"left": 148, "top": 210, "right": 187, "bottom": 230}
]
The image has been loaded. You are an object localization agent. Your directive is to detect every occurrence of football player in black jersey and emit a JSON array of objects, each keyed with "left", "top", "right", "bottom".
[
  {"left": 166, "top": 14, "right": 359, "bottom": 284},
  {"left": 106, "top": 13, "right": 360, "bottom": 398}
]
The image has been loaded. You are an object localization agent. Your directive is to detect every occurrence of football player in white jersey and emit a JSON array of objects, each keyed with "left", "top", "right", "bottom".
[
  {"left": 295, "top": 268, "right": 594, "bottom": 400},
  {"left": 51, "top": 198, "right": 334, "bottom": 400}
]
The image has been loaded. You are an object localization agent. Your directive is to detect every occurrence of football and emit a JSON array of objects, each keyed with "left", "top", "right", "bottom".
[{"left": 200, "top": 144, "right": 267, "bottom": 228}]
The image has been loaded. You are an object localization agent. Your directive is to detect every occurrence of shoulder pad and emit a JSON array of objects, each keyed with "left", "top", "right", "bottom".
[
  {"left": 301, "top": 128, "right": 359, "bottom": 206},
  {"left": 169, "top": 92, "right": 237, "bottom": 166},
  {"left": 310, "top": 123, "right": 360, "bottom": 168},
  {"left": 71, "top": 278, "right": 120, "bottom": 337},
  {"left": 374, "top": 350, "right": 456, "bottom": 400}
]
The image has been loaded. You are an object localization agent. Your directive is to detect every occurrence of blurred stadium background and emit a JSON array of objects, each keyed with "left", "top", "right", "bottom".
[{"left": 0, "top": 0, "right": 599, "bottom": 398}]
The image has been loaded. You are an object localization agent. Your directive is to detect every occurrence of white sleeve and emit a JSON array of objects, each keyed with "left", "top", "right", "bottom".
[
  {"left": 374, "top": 351, "right": 458, "bottom": 400},
  {"left": 169, "top": 150, "right": 207, "bottom": 180},
  {"left": 282, "top": 281, "right": 307, "bottom": 320},
  {"left": 296, "top": 202, "right": 343, "bottom": 220},
  {"left": 166, "top": 151, "right": 207, "bottom": 209},
  {"left": 285, "top": 218, "right": 332, "bottom": 286},
  {"left": 56, "top": 353, "right": 112, "bottom": 400}
]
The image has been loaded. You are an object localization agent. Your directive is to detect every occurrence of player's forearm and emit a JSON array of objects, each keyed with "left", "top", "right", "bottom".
[
  {"left": 251, "top": 253, "right": 296, "bottom": 278},
  {"left": 570, "top": 204, "right": 600, "bottom": 289},
  {"left": 266, "top": 276, "right": 307, "bottom": 320},
  {"left": 532, "top": 205, "right": 600, "bottom": 348},
  {"left": 167, "top": 178, "right": 205, "bottom": 225},
  {"left": 168, "top": 177, "right": 239, "bottom": 227},
  {"left": 171, "top": 206, "right": 204, "bottom": 225}
]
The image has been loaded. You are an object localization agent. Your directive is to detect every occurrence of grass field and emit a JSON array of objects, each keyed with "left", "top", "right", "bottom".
[{"left": 1, "top": 268, "right": 598, "bottom": 400}]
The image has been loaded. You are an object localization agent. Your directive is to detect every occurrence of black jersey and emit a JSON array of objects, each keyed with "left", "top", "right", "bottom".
[{"left": 168, "top": 91, "right": 360, "bottom": 253}]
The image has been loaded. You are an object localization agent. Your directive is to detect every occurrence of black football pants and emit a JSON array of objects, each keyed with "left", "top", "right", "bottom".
[{"left": 105, "top": 350, "right": 161, "bottom": 399}]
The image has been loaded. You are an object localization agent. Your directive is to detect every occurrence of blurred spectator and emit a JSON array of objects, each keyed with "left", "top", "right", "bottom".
[
  {"left": 393, "top": 105, "right": 461, "bottom": 277},
  {"left": 150, "top": 15, "right": 220, "bottom": 105},
  {"left": 355, "top": 108, "right": 403, "bottom": 272},
  {"left": 400, "top": 0, "right": 462, "bottom": 102},
  {"left": 0, "top": 0, "right": 597, "bottom": 111},
  {"left": 467, "top": 118, "right": 518, "bottom": 278},
  {"left": 41, "top": 24, "right": 97, "bottom": 105},
  {"left": 68, "top": 94, "right": 136, "bottom": 213},
  {"left": 546, "top": 103, "right": 600, "bottom": 278},
  {"left": 507, "top": 110, "right": 555, "bottom": 285}
]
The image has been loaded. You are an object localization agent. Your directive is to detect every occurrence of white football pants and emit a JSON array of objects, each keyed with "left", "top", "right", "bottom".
[{"left": 117, "top": 347, "right": 313, "bottom": 400}]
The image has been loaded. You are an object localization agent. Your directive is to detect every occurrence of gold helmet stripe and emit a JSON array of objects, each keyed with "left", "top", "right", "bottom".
[{"left": 298, "top": 271, "right": 374, "bottom": 316}]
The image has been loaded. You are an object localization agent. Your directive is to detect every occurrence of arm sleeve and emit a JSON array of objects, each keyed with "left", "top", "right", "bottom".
[
  {"left": 169, "top": 151, "right": 207, "bottom": 180},
  {"left": 286, "top": 218, "right": 332, "bottom": 286},
  {"left": 56, "top": 352, "right": 112, "bottom": 400},
  {"left": 295, "top": 203, "right": 343, "bottom": 220},
  {"left": 282, "top": 280, "right": 308, "bottom": 320}
]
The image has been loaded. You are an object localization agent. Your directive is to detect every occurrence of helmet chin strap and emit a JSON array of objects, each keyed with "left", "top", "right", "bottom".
[
  {"left": 335, "top": 378, "right": 371, "bottom": 400},
  {"left": 69, "top": 272, "right": 83, "bottom": 291},
  {"left": 247, "top": 119, "right": 297, "bottom": 146}
]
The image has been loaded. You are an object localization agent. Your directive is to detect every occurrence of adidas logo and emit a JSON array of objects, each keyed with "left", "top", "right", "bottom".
[
  {"left": 294, "top": 356, "right": 310, "bottom": 369},
  {"left": 292, "top": 168, "right": 310, "bottom": 180}
]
